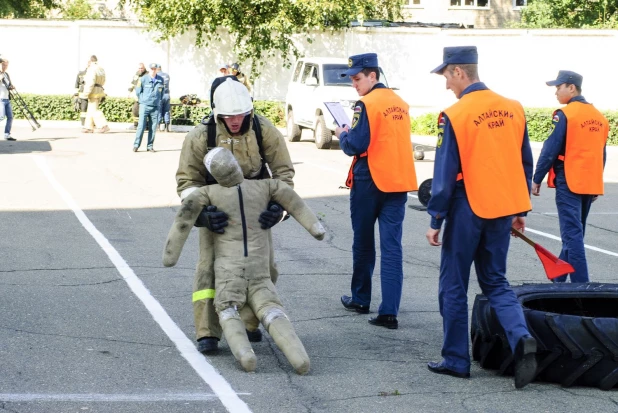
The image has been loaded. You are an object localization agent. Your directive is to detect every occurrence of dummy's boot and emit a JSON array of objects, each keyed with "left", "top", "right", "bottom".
[
  {"left": 220, "top": 308, "right": 257, "bottom": 372},
  {"left": 165, "top": 123, "right": 170, "bottom": 132},
  {"left": 262, "top": 307, "right": 310, "bottom": 375}
]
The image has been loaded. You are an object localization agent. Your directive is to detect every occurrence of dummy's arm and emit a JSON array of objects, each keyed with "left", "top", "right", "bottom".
[
  {"left": 269, "top": 180, "right": 325, "bottom": 240},
  {"left": 163, "top": 190, "right": 211, "bottom": 266}
]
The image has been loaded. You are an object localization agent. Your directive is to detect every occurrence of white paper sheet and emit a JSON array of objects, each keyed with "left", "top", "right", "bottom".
[{"left": 324, "top": 102, "right": 351, "bottom": 128}]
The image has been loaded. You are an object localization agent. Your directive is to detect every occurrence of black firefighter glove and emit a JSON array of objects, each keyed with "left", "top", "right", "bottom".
[
  {"left": 259, "top": 201, "right": 286, "bottom": 230},
  {"left": 195, "top": 205, "right": 228, "bottom": 234}
]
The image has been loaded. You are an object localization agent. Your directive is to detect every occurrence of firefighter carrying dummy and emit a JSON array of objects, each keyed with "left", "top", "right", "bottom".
[{"left": 163, "top": 147, "right": 325, "bottom": 374}]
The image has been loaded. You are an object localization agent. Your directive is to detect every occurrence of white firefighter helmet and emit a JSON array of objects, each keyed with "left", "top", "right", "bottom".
[{"left": 213, "top": 78, "right": 252, "bottom": 118}]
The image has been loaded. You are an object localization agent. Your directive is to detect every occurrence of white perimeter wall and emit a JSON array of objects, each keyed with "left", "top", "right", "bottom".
[{"left": 1, "top": 19, "right": 616, "bottom": 114}]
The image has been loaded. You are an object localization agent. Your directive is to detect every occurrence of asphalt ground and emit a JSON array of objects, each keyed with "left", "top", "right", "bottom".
[{"left": 1, "top": 120, "right": 617, "bottom": 413}]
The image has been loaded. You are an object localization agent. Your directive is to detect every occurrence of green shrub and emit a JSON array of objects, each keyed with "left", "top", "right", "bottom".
[
  {"left": 411, "top": 108, "right": 618, "bottom": 145},
  {"left": 14, "top": 94, "right": 285, "bottom": 127}
]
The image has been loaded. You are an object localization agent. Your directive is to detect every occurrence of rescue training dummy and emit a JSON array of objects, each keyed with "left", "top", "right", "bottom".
[{"left": 163, "top": 147, "right": 325, "bottom": 374}]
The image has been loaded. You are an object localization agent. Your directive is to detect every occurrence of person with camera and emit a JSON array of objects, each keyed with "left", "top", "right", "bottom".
[
  {"left": 0, "top": 58, "right": 16, "bottom": 141},
  {"left": 73, "top": 63, "right": 88, "bottom": 127},
  {"left": 79, "top": 55, "right": 109, "bottom": 134},
  {"left": 127, "top": 63, "right": 147, "bottom": 130},
  {"left": 229, "top": 63, "right": 252, "bottom": 93}
]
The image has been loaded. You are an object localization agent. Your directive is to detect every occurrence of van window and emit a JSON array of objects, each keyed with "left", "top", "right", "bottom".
[
  {"left": 301, "top": 64, "right": 318, "bottom": 84},
  {"left": 292, "top": 61, "right": 303, "bottom": 82}
]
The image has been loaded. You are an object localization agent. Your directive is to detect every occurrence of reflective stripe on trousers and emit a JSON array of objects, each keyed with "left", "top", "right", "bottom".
[{"left": 193, "top": 289, "right": 215, "bottom": 302}]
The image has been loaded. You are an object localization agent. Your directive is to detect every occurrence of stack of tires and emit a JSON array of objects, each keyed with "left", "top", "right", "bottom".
[{"left": 471, "top": 283, "right": 618, "bottom": 389}]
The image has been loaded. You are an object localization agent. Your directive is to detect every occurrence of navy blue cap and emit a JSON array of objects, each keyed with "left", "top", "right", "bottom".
[
  {"left": 430, "top": 46, "right": 478, "bottom": 74},
  {"left": 342, "top": 53, "right": 379, "bottom": 76},
  {"left": 546, "top": 70, "right": 583, "bottom": 88}
]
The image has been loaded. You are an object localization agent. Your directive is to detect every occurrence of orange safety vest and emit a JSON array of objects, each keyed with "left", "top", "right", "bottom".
[
  {"left": 547, "top": 102, "right": 608, "bottom": 195},
  {"left": 345, "top": 88, "right": 417, "bottom": 192},
  {"left": 444, "top": 89, "right": 531, "bottom": 219}
]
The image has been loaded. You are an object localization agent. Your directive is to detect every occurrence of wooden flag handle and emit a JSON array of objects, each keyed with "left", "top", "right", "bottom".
[{"left": 510, "top": 227, "right": 536, "bottom": 248}]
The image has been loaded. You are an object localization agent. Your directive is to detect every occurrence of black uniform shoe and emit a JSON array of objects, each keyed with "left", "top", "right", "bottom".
[
  {"left": 427, "top": 361, "right": 470, "bottom": 378},
  {"left": 368, "top": 314, "right": 398, "bottom": 329},
  {"left": 514, "top": 335, "right": 537, "bottom": 389},
  {"left": 165, "top": 123, "right": 171, "bottom": 132},
  {"left": 147, "top": 148, "right": 155, "bottom": 152},
  {"left": 197, "top": 337, "right": 219, "bottom": 354},
  {"left": 341, "top": 295, "right": 369, "bottom": 314},
  {"left": 246, "top": 328, "right": 263, "bottom": 342}
]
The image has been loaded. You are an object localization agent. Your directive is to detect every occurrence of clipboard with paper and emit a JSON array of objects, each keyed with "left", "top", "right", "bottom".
[{"left": 324, "top": 102, "right": 351, "bottom": 128}]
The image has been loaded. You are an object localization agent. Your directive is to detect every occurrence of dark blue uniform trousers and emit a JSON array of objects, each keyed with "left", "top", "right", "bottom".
[
  {"left": 134, "top": 104, "right": 159, "bottom": 150},
  {"left": 440, "top": 190, "right": 530, "bottom": 374},
  {"left": 350, "top": 178, "right": 407, "bottom": 316},
  {"left": 552, "top": 170, "right": 594, "bottom": 283}
]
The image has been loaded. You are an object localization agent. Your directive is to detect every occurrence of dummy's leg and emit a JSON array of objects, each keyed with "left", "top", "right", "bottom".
[
  {"left": 193, "top": 229, "right": 222, "bottom": 350},
  {"left": 219, "top": 307, "right": 257, "bottom": 372},
  {"left": 250, "top": 281, "right": 309, "bottom": 375},
  {"left": 239, "top": 230, "right": 280, "bottom": 341}
]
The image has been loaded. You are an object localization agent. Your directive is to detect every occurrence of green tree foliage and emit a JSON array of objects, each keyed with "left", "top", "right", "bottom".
[
  {"left": 61, "top": 0, "right": 100, "bottom": 20},
  {"left": 119, "top": 0, "right": 405, "bottom": 75},
  {"left": 0, "top": 0, "right": 57, "bottom": 18},
  {"left": 515, "top": 0, "right": 618, "bottom": 28}
]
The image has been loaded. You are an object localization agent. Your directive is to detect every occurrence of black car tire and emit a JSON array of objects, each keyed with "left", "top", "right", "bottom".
[
  {"left": 314, "top": 114, "right": 332, "bottom": 150},
  {"left": 471, "top": 283, "right": 618, "bottom": 389},
  {"left": 287, "top": 109, "right": 302, "bottom": 142}
]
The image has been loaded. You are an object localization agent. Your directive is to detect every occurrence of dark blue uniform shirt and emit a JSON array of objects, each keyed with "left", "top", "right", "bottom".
[
  {"left": 533, "top": 95, "right": 607, "bottom": 185},
  {"left": 339, "top": 83, "right": 387, "bottom": 181},
  {"left": 428, "top": 82, "right": 534, "bottom": 229}
]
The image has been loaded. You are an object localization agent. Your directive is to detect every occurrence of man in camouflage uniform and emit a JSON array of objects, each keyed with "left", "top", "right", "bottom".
[
  {"left": 176, "top": 77, "right": 294, "bottom": 354},
  {"left": 127, "top": 63, "right": 147, "bottom": 130},
  {"left": 79, "top": 55, "right": 109, "bottom": 133},
  {"left": 73, "top": 65, "right": 88, "bottom": 127}
]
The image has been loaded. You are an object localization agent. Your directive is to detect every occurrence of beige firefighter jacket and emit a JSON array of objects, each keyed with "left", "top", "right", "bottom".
[
  {"left": 176, "top": 114, "right": 294, "bottom": 199},
  {"left": 164, "top": 178, "right": 325, "bottom": 282},
  {"left": 80, "top": 62, "right": 106, "bottom": 100}
]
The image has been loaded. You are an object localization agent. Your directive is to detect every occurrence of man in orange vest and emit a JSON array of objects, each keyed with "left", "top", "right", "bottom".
[
  {"left": 334, "top": 53, "right": 418, "bottom": 330},
  {"left": 426, "top": 46, "right": 537, "bottom": 388},
  {"left": 532, "top": 71, "right": 608, "bottom": 283}
]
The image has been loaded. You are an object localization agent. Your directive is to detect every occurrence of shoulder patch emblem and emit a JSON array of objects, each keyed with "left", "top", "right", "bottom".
[
  {"left": 436, "top": 132, "right": 443, "bottom": 148},
  {"left": 552, "top": 114, "right": 560, "bottom": 123},
  {"left": 351, "top": 113, "right": 360, "bottom": 129},
  {"left": 438, "top": 113, "right": 446, "bottom": 129},
  {"left": 354, "top": 105, "right": 362, "bottom": 114}
]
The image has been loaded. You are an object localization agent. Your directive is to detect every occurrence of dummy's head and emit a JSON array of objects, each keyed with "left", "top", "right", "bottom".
[
  {"left": 204, "top": 147, "right": 244, "bottom": 187},
  {"left": 213, "top": 78, "right": 253, "bottom": 135}
]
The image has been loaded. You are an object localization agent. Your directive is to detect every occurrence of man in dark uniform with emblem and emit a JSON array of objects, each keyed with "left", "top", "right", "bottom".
[
  {"left": 334, "top": 53, "right": 418, "bottom": 330},
  {"left": 425, "top": 46, "right": 537, "bottom": 388}
]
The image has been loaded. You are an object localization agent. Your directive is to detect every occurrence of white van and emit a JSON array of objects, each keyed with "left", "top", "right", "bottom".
[{"left": 285, "top": 57, "right": 390, "bottom": 149}]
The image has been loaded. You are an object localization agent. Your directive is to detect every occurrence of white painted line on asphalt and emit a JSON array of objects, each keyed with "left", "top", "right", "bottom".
[
  {"left": 0, "top": 393, "right": 251, "bottom": 402},
  {"left": 406, "top": 194, "right": 618, "bottom": 257},
  {"left": 32, "top": 156, "right": 251, "bottom": 413},
  {"left": 526, "top": 227, "right": 618, "bottom": 258}
]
